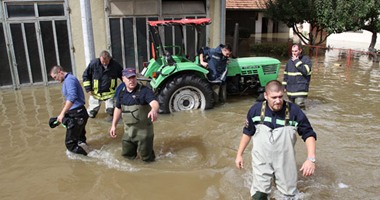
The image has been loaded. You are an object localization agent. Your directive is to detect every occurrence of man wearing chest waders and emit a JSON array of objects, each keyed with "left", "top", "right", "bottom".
[
  {"left": 109, "top": 68, "right": 159, "bottom": 162},
  {"left": 235, "top": 80, "right": 317, "bottom": 199}
]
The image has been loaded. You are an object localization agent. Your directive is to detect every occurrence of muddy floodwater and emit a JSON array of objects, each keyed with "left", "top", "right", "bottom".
[{"left": 1, "top": 49, "right": 380, "bottom": 200}]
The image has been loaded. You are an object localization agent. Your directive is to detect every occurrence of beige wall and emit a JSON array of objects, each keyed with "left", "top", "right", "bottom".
[
  {"left": 91, "top": 1, "right": 108, "bottom": 59},
  {"left": 208, "top": 0, "right": 222, "bottom": 48},
  {"left": 68, "top": 0, "right": 108, "bottom": 76},
  {"left": 68, "top": 0, "right": 222, "bottom": 75}
]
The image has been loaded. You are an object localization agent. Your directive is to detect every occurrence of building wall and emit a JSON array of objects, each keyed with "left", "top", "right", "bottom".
[
  {"left": 278, "top": 23, "right": 288, "bottom": 33},
  {"left": 69, "top": 0, "right": 108, "bottom": 76},
  {"left": 255, "top": 12, "right": 262, "bottom": 34},
  {"left": 69, "top": 0, "right": 222, "bottom": 76},
  {"left": 0, "top": 0, "right": 228, "bottom": 88},
  {"left": 208, "top": 0, "right": 221, "bottom": 47},
  {"left": 0, "top": 0, "right": 289, "bottom": 88},
  {"left": 327, "top": 30, "right": 380, "bottom": 50}
]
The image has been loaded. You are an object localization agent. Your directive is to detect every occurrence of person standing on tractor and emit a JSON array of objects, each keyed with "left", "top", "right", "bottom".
[
  {"left": 82, "top": 50, "right": 123, "bottom": 119},
  {"left": 282, "top": 43, "right": 312, "bottom": 108},
  {"left": 199, "top": 44, "right": 232, "bottom": 82},
  {"left": 109, "top": 68, "right": 159, "bottom": 162}
]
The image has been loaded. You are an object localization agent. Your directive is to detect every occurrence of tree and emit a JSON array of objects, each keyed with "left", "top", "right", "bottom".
[
  {"left": 316, "top": 0, "right": 380, "bottom": 52},
  {"left": 264, "top": 0, "right": 379, "bottom": 49},
  {"left": 265, "top": 0, "right": 328, "bottom": 46},
  {"left": 356, "top": 0, "right": 380, "bottom": 52}
]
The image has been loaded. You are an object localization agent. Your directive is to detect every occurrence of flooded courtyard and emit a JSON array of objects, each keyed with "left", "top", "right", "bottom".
[{"left": 1, "top": 48, "right": 380, "bottom": 199}]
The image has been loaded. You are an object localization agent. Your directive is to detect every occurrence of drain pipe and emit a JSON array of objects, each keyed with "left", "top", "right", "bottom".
[
  {"left": 220, "top": 0, "right": 226, "bottom": 44},
  {"left": 80, "top": 0, "right": 95, "bottom": 65}
]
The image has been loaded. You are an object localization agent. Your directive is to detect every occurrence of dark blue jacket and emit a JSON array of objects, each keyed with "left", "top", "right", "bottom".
[
  {"left": 201, "top": 44, "right": 229, "bottom": 81},
  {"left": 82, "top": 58, "right": 123, "bottom": 99},
  {"left": 116, "top": 84, "right": 157, "bottom": 108},
  {"left": 283, "top": 55, "right": 312, "bottom": 98},
  {"left": 243, "top": 101, "right": 317, "bottom": 142}
]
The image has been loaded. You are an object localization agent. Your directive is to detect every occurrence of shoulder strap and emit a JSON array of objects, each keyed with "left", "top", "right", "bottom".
[
  {"left": 260, "top": 101, "right": 266, "bottom": 124},
  {"left": 118, "top": 86, "right": 126, "bottom": 103},
  {"left": 135, "top": 83, "right": 142, "bottom": 95},
  {"left": 285, "top": 101, "right": 290, "bottom": 126},
  {"left": 260, "top": 100, "right": 290, "bottom": 126},
  {"left": 119, "top": 84, "right": 142, "bottom": 98}
]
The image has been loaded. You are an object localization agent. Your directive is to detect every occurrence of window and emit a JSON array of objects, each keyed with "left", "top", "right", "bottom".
[
  {"left": 0, "top": 23, "right": 13, "bottom": 86},
  {"left": 7, "top": 2, "right": 65, "bottom": 18},
  {"left": 1, "top": 1, "right": 72, "bottom": 88},
  {"left": 38, "top": 4, "right": 64, "bottom": 17},
  {"left": 7, "top": 4, "right": 35, "bottom": 18}
]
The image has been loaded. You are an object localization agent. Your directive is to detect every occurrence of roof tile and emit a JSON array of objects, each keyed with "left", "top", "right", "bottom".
[{"left": 226, "top": 0, "right": 268, "bottom": 10}]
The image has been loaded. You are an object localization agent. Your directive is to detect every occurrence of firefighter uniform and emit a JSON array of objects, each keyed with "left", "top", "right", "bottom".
[
  {"left": 83, "top": 58, "right": 123, "bottom": 117},
  {"left": 282, "top": 55, "right": 312, "bottom": 107},
  {"left": 243, "top": 100, "right": 317, "bottom": 198}
]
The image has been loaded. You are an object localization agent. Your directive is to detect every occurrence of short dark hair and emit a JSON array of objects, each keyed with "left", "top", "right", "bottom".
[
  {"left": 223, "top": 44, "right": 232, "bottom": 52},
  {"left": 265, "top": 80, "right": 284, "bottom": 93},
  {"left": 50, "top": 65, "right": 64, "bottom": 75},
  {"left": 99, "top": 50, "right": 111, "bottom": 59},
  {"left": 292, "top": 43, "right": 302, "bottom": 50}
]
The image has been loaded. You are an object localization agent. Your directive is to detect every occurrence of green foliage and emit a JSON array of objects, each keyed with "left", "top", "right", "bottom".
[
  {"left": 265, "top": 0, "right": 380, "bottom": 48},
  {"left": 315, "top": 0, "right": 368, "bottom": 33},
  {"left": 316, "top": 0, "right": 380, "bottom": 50},
  {"left": 356, "top": 0, "right": 380, "bottom": 50},
  {"left": 265, "top": 0, "right": 327, "bottom": 45}
]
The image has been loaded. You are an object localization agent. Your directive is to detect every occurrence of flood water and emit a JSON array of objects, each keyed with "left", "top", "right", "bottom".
[{"left": 1, "top": 49, "right": 380, "bottom": 200}]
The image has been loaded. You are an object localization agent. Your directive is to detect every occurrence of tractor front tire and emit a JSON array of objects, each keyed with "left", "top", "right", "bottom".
[{"left": 158, "top": 74, "right": 214, "bottom": 113}]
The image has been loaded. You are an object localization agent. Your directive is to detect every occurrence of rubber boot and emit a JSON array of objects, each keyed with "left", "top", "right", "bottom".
[
  {"left": 252, "top": 191, "right": 268, "bottom": 200},
  {"left": 105, "top": 108, "right": 114, "bottom": 122},
  {"left": 212, "top": 84, "right": 221, "bottom": 104},
  {"left": 295, "top": 97, "right": 306, "bottom": 109},
  {"left": 88, "top": 110, "right": 97, "bottom": 118},
  {"left": 106, "top": 107, "right": 114, "bottom": 116}
]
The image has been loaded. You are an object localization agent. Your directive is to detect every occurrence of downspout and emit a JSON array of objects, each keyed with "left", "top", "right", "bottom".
[
  {"left": 220, "top": 0, "right": 226, "bottom": 44},
  {"left": 80, "top": 0, "right": 95, "bottom": 65}
]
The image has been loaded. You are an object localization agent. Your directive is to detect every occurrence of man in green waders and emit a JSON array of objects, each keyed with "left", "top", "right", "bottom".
[
  {"left": 109, "top": 68, "right": 159, "bottom": 162},
  {"left": 235, "top": 80, "right": 317, "bottom": 199}
]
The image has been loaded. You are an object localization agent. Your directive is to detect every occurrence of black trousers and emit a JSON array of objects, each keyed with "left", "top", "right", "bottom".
[{"left": 65, "top": 106, "right": 89, "bottom": 155}]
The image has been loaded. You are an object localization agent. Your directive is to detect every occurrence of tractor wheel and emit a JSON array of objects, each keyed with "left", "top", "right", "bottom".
[{"left": 158, "top": 74, "right": 214, "bottom": 113}]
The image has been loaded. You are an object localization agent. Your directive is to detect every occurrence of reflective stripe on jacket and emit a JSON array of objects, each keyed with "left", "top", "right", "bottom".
[
  {"left": 282, "top": 55, "right": 312, "bottom": 97},
  {"left": 82, "top": 58, "right": 123, "bottom": 100}
]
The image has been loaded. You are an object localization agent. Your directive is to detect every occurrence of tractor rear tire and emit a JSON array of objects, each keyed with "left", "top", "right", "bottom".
[{"left": 158, "top": 74, "right": 214, "bottom": 113}]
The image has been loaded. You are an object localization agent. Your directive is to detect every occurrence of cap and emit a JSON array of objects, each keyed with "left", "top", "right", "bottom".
[
  {"left": 49, "top": 117, "right": 59, "bottom": 128},
  {"left": 122, "top": 68, "right": 136, "bottom": 78}
]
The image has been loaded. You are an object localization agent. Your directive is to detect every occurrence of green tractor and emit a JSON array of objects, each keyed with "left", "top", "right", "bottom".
[{"left": 140, "top": 18, "right": 280, "bottom": 113}]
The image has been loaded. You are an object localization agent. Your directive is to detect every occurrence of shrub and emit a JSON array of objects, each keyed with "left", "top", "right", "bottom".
[{"left": 250, "top": 42, "right": 289, "bottom": 58}]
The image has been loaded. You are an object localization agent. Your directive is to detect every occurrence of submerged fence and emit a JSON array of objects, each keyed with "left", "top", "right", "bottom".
[{"left": 302, "top": 45, "right": 380, "bottom": 66}]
